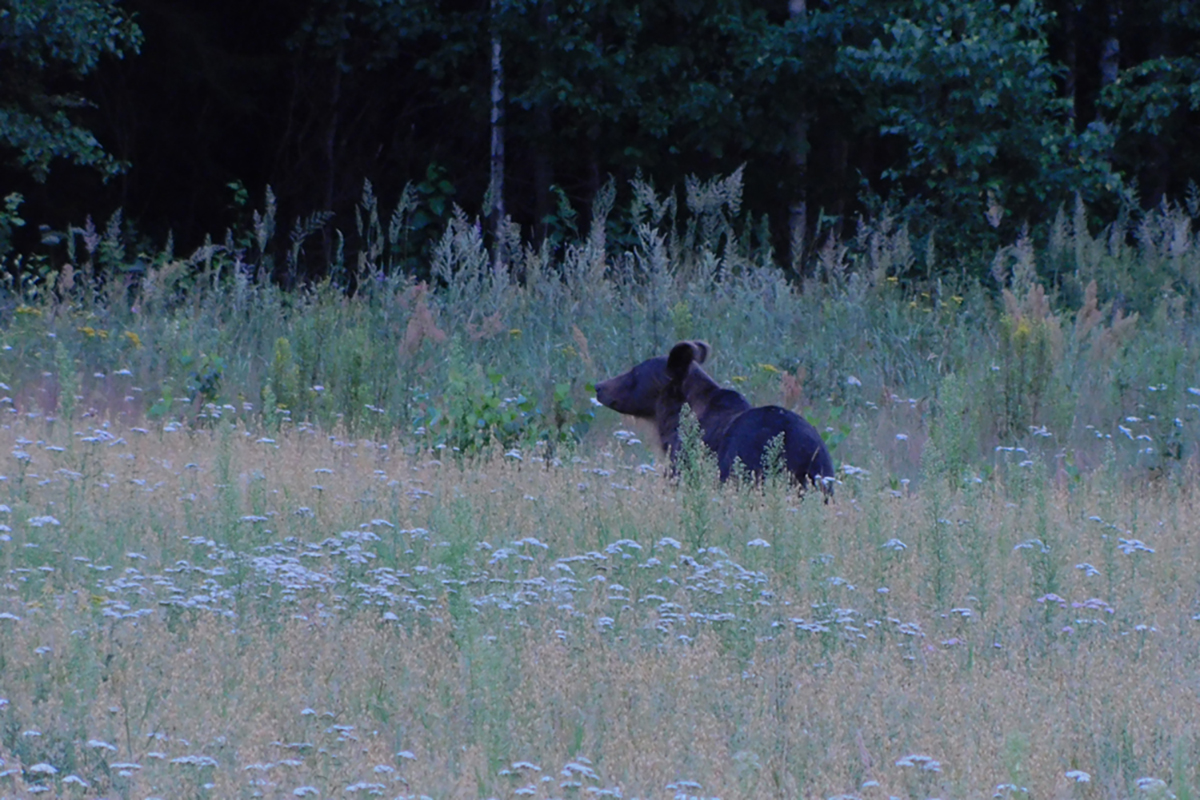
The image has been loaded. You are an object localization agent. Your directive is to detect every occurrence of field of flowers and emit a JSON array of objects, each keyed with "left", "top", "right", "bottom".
[
  {"left": 3, "top": 187, "right": 1200, "bottom": 797},
  {"left": 0, "top": 416, "right": 1197, "bottom": 799}
]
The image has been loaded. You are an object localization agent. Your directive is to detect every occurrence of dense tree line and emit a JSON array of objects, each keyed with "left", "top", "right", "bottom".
[{"left": 2, "top": 0, "right": 1198, "bottom": 279}]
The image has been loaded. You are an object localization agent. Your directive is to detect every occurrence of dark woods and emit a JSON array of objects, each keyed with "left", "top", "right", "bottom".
[{"left": 4, "top": 0, "right": 1199, "bottom": 282}]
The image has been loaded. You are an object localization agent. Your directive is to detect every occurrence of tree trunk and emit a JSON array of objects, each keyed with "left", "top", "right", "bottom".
[
  {"left": 533, "top": 110, "right": 553, "bottom": 242},
  {"left": 788, "top": 119, "right": 809, "bottom": 274},
  {"left": 1099, "top": 0, "right": 1120, "bottom": 88},
  {"left": 532, "top": 2, "right": 554, "bottom": 242},
  {"left": 488, "top": 8, "right": 506, "bottom": 259},
  {"left": 787, "top": 0, "right": 808, "bottom": 274},
  {"left": 1062, "top": 0, "right": 1077, "bottom": 124},
  {"left": 320, "top": 50, "right": 342, "bottom": 285}
]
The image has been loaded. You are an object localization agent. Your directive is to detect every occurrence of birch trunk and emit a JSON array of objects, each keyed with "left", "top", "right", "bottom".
[
  {"left": 788, "top": 0, "right": 808, "bottom": 273},
  {"left": 488, "top": 11, "right": 506, "bottom": 250}
]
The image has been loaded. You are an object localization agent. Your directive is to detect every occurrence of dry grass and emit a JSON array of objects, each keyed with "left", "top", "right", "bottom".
[{"left": 1, "top": 417, "right": 1198, "bottom": 799}]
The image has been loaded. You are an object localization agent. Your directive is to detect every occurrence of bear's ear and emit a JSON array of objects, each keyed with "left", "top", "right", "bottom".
[
  {"left": 690, "top": 341, "right": 710, "bottom": 364},
  {"left": 667, "top": 341, "right": 704, "bottom": 380}
]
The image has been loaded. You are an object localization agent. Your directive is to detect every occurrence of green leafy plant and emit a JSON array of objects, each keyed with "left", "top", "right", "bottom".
[
  {"left": 0, "top": 0, "right": 143, "bottom": 180},
  {"left": 53, "top": 339, "right": 77, "bottom": 424},
  {"left": 412, "top": 337, "right": 594, "bottom": 458},
  {"left": 676, "top": 403, "right": 719, "bottom": 549},
  {"left": 995, "top": 284, "right": 1060, "bottom": 438},
  {"left": 418, "top": 369, "right": 594, "bottom": 458},
  {"left": 147, "top": 384, "right": 174, "bottom": 421},
  {"left": 427, "top": 364, "right": 527, "bottom": 455},
  {"left": 0, "top": 192, "right": 25, "bottom": 259},
  {"left": 842, "top": 0, "right": 1116, "bottom": 258},
  {"left": 182, "top": 352, "right": 226, "bottom": 406}
]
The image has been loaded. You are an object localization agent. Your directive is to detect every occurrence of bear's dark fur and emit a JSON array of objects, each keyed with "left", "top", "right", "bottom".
[{"left": 596, "top": 341, "right": 834, "bottom": 494}]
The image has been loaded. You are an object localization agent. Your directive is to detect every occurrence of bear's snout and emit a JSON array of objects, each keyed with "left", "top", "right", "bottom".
[{"left": 594, "top": 378, "right": 615, "bottom": 408}]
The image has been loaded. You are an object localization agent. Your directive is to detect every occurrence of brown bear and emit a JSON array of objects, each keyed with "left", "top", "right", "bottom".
[{"left": 595, "top": 341, "right": 834, "bottom": 495}]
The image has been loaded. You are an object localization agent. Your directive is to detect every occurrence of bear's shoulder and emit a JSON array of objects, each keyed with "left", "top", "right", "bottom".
[{"left": 706, "top": 388, "right": 752, "bottom": 417}]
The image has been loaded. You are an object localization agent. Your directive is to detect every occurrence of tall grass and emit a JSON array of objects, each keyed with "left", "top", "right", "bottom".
[
  {"left": 0, "top": 419, "right": 1197, "bottom": 797},
  {"left": 2, "top": 174, "right": 1200, "bottom": 482},
  {"left": 3, "top": 172, "right": 1200, "bottom": 796}
]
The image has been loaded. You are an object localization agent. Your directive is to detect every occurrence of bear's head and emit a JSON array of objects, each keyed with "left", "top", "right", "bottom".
[{"left": 595, "top": 341, "right": 709, "bottom": 419}]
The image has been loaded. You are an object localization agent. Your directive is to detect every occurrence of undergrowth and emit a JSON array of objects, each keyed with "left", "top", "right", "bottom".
[{"left": 1, "top": 173, "right": 1200, "bottom": 485}]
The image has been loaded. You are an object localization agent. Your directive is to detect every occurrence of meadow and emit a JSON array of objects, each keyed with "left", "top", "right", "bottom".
[{"left": 2, "top": 181, "right": 1200, "bottom": 798}]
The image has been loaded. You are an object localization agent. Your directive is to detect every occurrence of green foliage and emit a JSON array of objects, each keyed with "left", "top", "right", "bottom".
[
  {"left": 927, "top": 371, "right": 974, "bottom": 486},
  {"left": 804, "top": 405, "right": 849, "bottom": 458},
  {"left": 676, "top": 403, "right": 719, "bottom": 549},
  {"left": 182, "top": 352, "right": 225, "bottom": 407},
  {"left": 1103, "top": 55, "right": 1200, "bottom": 138},
  {"left": 147, "top": 383, "right": 173, "bottom": 421},
  {"left": 6, "top": 0, "right": 1200, "bottom": 284},
  {"left": 676, "top": 403, "right": 717, "bottom": 488},
  {"left": 760, "top": 431, "right": 788, "bottom": 487},
  {"left": 270, "top": 336, "right": 301, "bottom": 415},
  {"left": 268, "top": 0, "right": 1140, "bottom": 264},
  {"left": 1098, "top": 0, "right": 1200, "bottom": 190},
  {"left": 994, "top": 285, "right": 1060, "bottom": 438},
  {"left": 843, "top": 0, "right": 1116, "bottom": 255},
  {"left": 540, "top": 186, "right": 580, "bottom": 251},
  {"left": 420, "top": 356, "right": 525, "bottom": 456},
  {"left": 0, "top": 192, "right": 24, "bottom": 259},
  {"left": 0, "top": 0, "right": 142, "bottom": 180},
  {"left": 669, "top": 301, "right": 693, "bottom": 342},
  {"left": 416, "top": 340, "right": 594, "bottom": 458},
  {"left": 53, "top": 339, "right": 76, "bottom": 423},
  {"left": 407, "top": 165, "right": 458, "bottom": 274},
  {"left": 543, "top": 379, "right": 596, "bottom": 453},
  {"left": 8, "top": 171, "right": 1200, "bottom": 490}
]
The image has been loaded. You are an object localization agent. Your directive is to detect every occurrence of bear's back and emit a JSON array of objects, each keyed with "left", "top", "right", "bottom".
[{"left": 717, "top": 405, "right": 833, "bottom": 489}]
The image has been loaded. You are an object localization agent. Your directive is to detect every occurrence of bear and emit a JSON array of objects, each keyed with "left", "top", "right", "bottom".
[{"left": 595, "top": 340, "right": 834, "bottom": 495}]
